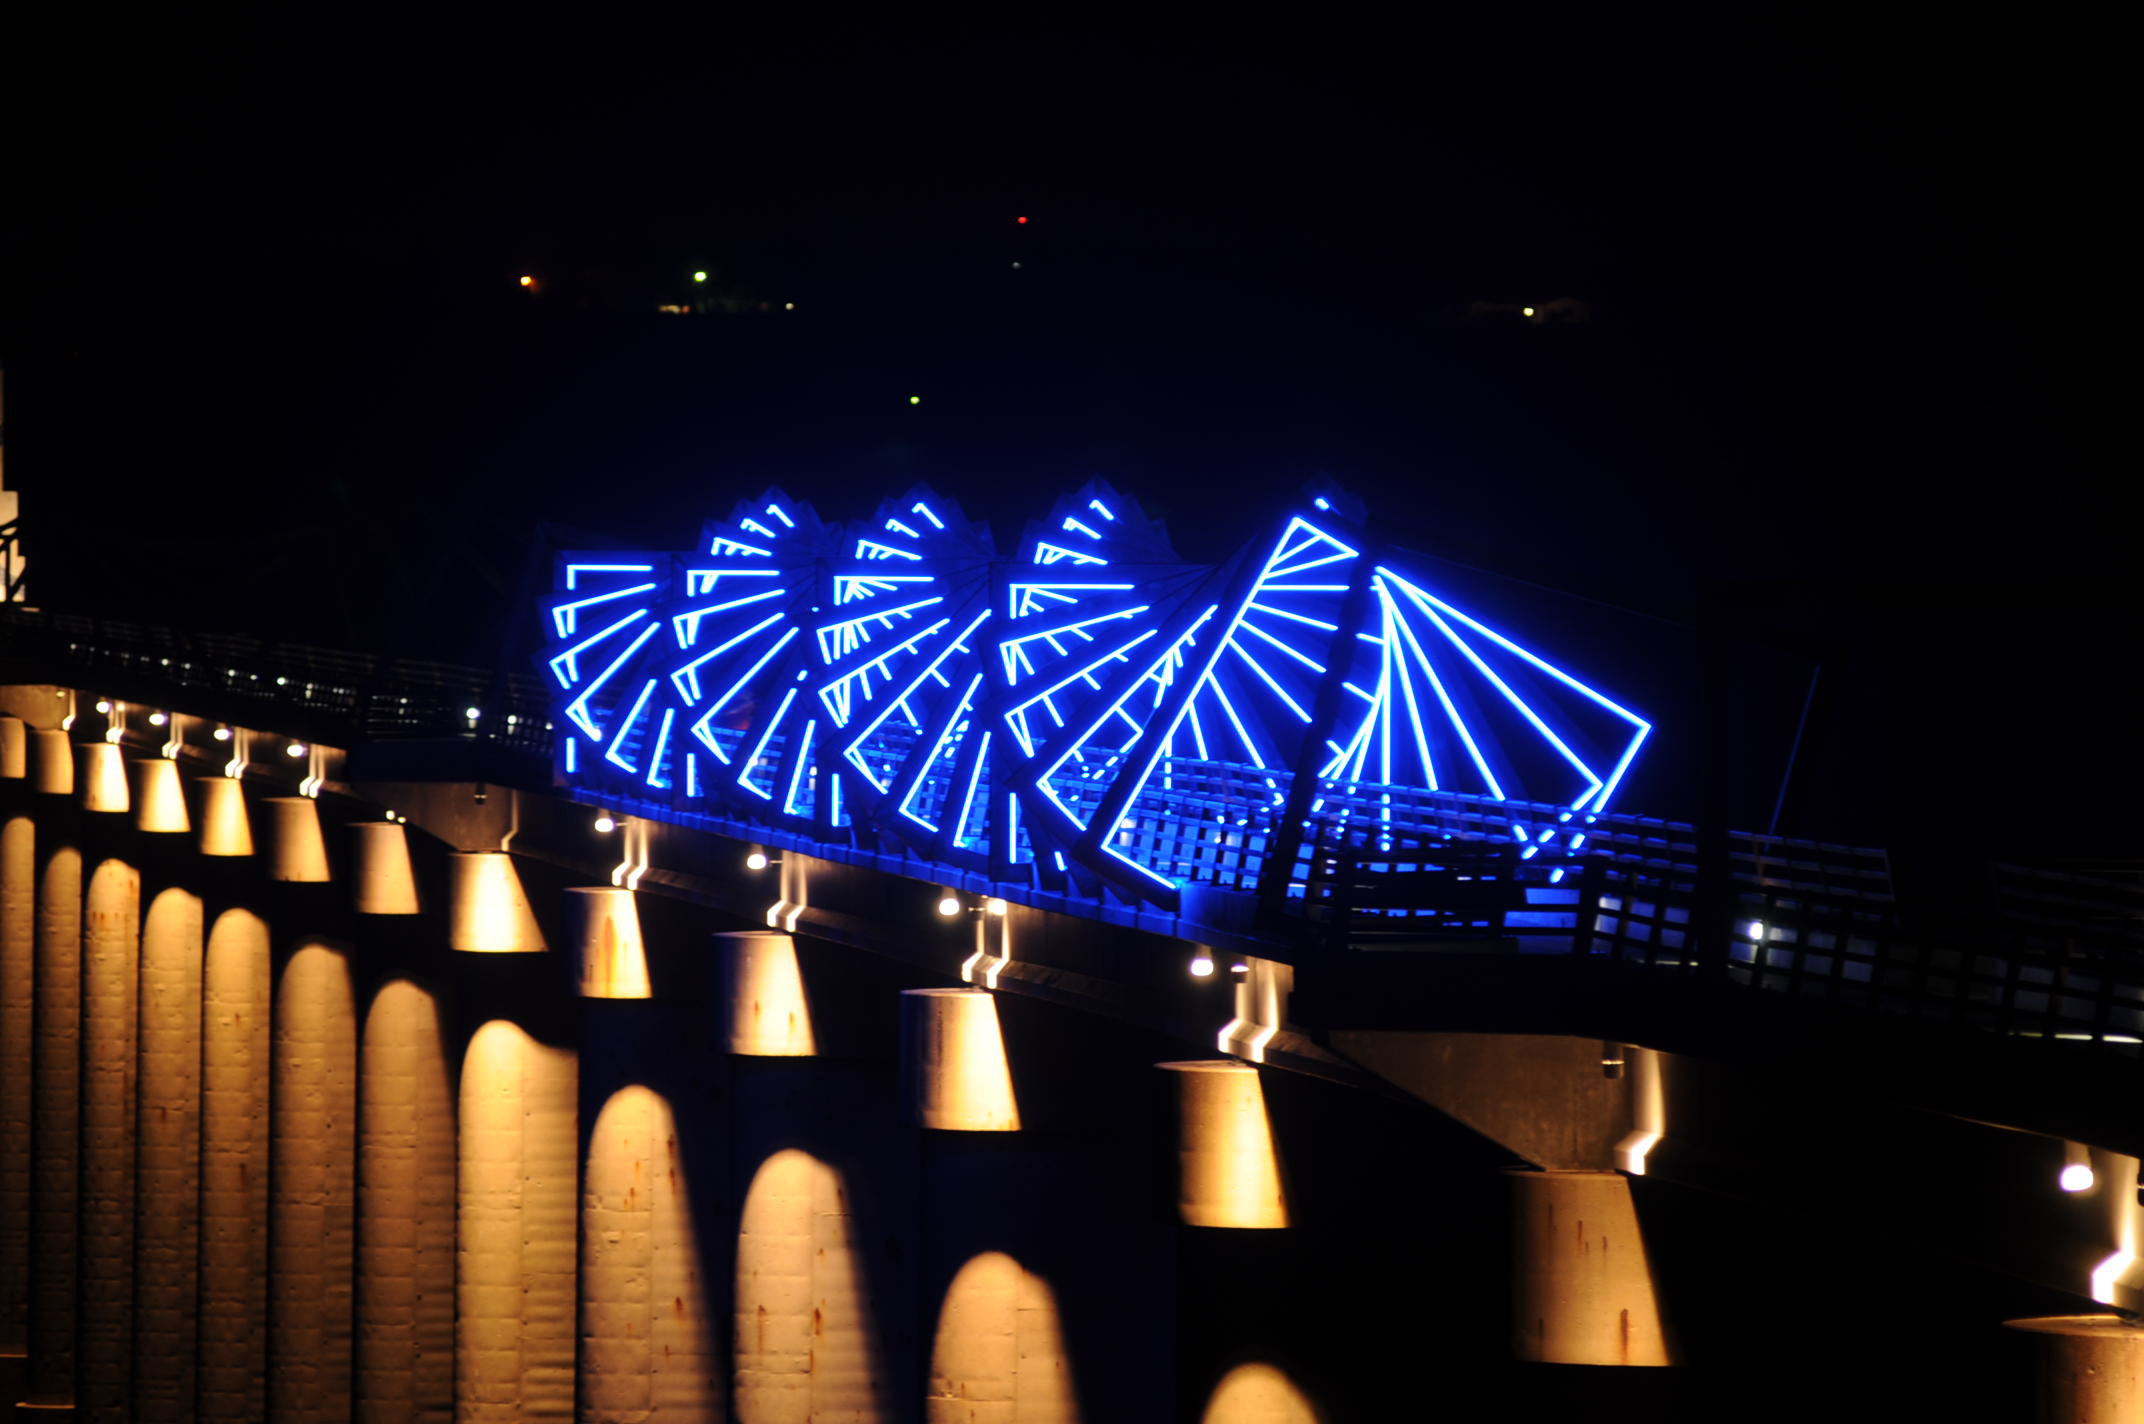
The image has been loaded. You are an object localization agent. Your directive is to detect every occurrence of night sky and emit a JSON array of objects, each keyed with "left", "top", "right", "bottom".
[{"left": 2, "top": 11, "right": 2128, "bottom": 861}]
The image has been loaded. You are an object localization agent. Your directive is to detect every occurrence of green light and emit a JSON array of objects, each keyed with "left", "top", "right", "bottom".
[
  {"left": 909, "top": 395, "right": 921, "bottom": 405},
  {"left": 693, "top": 270, "right": 707, "bottom": 282}
]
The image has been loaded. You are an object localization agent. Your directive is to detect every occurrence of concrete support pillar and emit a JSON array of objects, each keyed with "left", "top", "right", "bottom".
[
  {"left": 129, "top": 761, "right": 189, "bottom": 836},
  {"left": 270, "top": 942, "right": 358, "bottom": 1422},
  {"left": 926, "top": 1251, "right": 1076, "bottom": 1424},
  {"left": 580, "top": 1086, "right": 716, "bottom": 1423},
  {"left": 27, "top": 731, "right": 71, "bottom": 797},
  {"left": 1507, "top": 1169, "right": 1672, "bottom": 1366},
  {"left": 0, "top": 717, "right": 25, "bottom": 779},
  {"left": 2007, "top": 1316, "right": 2144, "bottom": 1422},
  {"left": 458, "top": 1020, "right": 577, "bottom": 1423},
  {"left": 1157, "top": 1062, "right": 1288, "bottom": 1229},
  {"left": 78, "top": 859, "right": 139, "bottom": 1423},
  {"left": 194, "top": 781, "right": 252, "bottom": 859},
  {"left": 74, "top": 747, "right": 127, "bottom": 817},
  {"left": 902, "top": 989, "right": 1019, "bottom": 1131},
  {"left": 356, "top": 979, "right": 455, "bottom": 1424},
  {"left": 263, "top": 798, "right": 330, "bottom": 883},
  {"left": 1199, "top": 1363, "right": 1320, "bottom": 1423},
  {"left": 716, "top": 931, "right": 813, "bottom": 1055},
  {"left": 567, "top": 889, "right": 649, "bottom": 1000},
  {"left": 199, "top": 909, "right": 270, "bottom": 1423},
  {"left": 350, "top": 824, "right": 418, "bottom": 917},
  {"left": 447, "top": 855, "right": 544, "bottom": 955},
  {"left": 134, "top": 888, "right": 202, "bottom": 1423},
  {"left": 26, "top": 838, "right": 80, "bottom": 1413},
  {"left": 0, "top": 817, "right": 31, "bottom": 1376},
  {"left": 734, "top": 1149, "right": 888, "bottom": 1424}
]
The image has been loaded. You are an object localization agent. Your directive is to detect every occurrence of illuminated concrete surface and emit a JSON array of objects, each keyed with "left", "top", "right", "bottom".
[
  {"left": 350, "top": 822, "right": 420, "bottom": 916},
  {"left": 927, "top": 1251, "right": 1077, "bottom": 1424},
  {"left": 1199, "top": 1363, "right": 1320, "bottom": 1424},
  {"left": 194, "top": 779, "right": 252, "bottom": 858},
  {"left": 134, "top": 887, "right": 202, "bottom": 1422},
  {"left": 0, "top": 816, "right": 29, "bottom": 1365},
  {"left": 735, "top": 1149, "right": 888, "bottom": 1423},
  {"left": 717, "top": 931, "right": 814, "bottom": 1055},
  {"left": 263, "top": 797, "right": 330, "bottom": 882},
  {"left": 128, "top": 760, "right": 188, "bottom": 835},
  {"left": 448, "top": 852, "right": 544, "bottom": 954},
  {"left": 2006, "top": 1315, "right": 2144, "bottom": 1423},
  {"left": 904, "top": 989, "right": 1020, "bottom": 1132},
  {"left": 28, "top": 837, "right": 79, "bottom": 1411},
  {"left": 569, "top": 888, "right": 649, "bottom": 1000},
  {"left": 270, "top": 941, "right": 357, "bottom": 1422},
  {"left": 199, "top": 908, "right": 271, "bottom": 1422},
  {"left": 1507, "top": 1169, "right": 1672, "bottom": 1366},
  {"left": 1159, "top": 1062, "right": 1288, "bottom": 1229},
  {"left": 74, "top": 746, "right": 126, "bottom": 817}
]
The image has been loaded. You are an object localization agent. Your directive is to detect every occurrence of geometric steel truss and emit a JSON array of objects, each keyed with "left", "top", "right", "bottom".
[{"left": 543, "top": 482, "right": 1650, "bottom": 912}]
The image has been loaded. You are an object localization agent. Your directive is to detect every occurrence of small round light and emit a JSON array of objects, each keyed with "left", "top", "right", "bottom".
[
  {"left": 95, "top": 699, "right": 112, "bottom": 714},
  {"left": 1016, "top": 215, "right": 1027, "bottom": 224},
  {"left": 1522, "top": 306, "right": 1536, "bottom": 317},
  {"left": 1746, "top": 921, "right": 1766, "bottom": 941},
  {"left": 693, "top": 270, "right": 707, "bottom": 282},
  {"left": 937, "top": 895, "right": 963, "bottom": 918},
  {"left": 908, "top": 395, "right": 921, "bottom": 405},
  {"left": 985, "top": 897, "right": 1007, "bottom": 917},
  {"left": 746, "top": 851, "right": 770, "bottom": 870},
  {"left": 784, "top": 301, "right": 794, "bottom": 310},
  {"left": 1189, "top": 954, "right": 1215, "bottom": 978},
  {"left": 213, "top": 727, "right": 232, "bottom": 742},
  {"left": 594, "top": 815, "right": 616, "bottom": 833},
  {"left": 1230, "top": 961, "right": 1251, "bottom": 974},
  {"left": 148, "top": 712, "right": 168, "bottom": 726},
  {"left": 2062, "top": 1163, "right": 2096, "bottom": 1193},
  {"left": 286, "top": 743, "right": 307, "bottom": 758},
  {"left": 464, "top": 706, "right": 481, "bottom": 720},
  {"left": 519, "top": 275, "right": 535, "bottom": 287}
]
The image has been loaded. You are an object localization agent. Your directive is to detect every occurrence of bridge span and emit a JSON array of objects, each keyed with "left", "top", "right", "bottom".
[{"left": 3, "top": 495, "right": 2144, "bottom": 1418}]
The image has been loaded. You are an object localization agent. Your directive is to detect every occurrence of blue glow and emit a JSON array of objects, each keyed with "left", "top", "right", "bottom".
[
  {"left": 740, "top": 517, "right": 779, "bottom": 539},
  {"left": 854, "top": 538, "right": 923, "bottom": 562},
  {"left": 552, "top": 582, "right": 659, "bottom": 638},
  {"left": 603, "top": 679, "right": 659, "bottom": 772},
  {"left": 564, "top": 737, "right": 578, "bottom": 773},
  {"left": 1313, "top": 497, "right": 1330, "bottom": 510},
  {"left": 565, "top": 562, "right": 653, "bottom": 590},
  {"left": 710, "top": 537, "right": 775, "bottom": 557},
  {"left": 565, "top": 623, "right": 661, "bottom": 739},
  {"left": 1033, "top": 541, "right": 1108, "bottom": 567},
  {"left": 1062, "top": 516, "right": 1102, "bottom": 539},
  {"left": 736, "top": 687, "right": 800, "bottom": 800},
  {"left": 1088, "top": 498, "right": 1115, "bottom": 521},
  {"left": 885, "top": 517, "right": 921, "bottom": 538},
  {"left": 912, "top": 501, "right": 945, "bottom": 530},
  {"left": 765, "top": 503, "right": 795, "bottom": 528},
  {"left": 688, "top": 626, "right": 801, "bottom": 760},
  {"left": 551, "top": 608, "right": 650, "bottom": 688},
  {"left": 645, "top": 707, "right": 676, "bottom": 788},
  {"left": 671, "top": 612, "right": 787, "bottom": 702}
]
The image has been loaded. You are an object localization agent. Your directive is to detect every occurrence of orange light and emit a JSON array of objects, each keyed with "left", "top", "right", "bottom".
[{"left": 519, "top": 275, "right": 535, "bottom": 287}]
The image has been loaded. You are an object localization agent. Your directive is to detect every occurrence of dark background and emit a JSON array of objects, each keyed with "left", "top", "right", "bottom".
[{"left": 1, "top": 10, "right": 2128, "bottom": 857}]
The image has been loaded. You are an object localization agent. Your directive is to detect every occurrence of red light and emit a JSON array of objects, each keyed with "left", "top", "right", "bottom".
[{"left": 1016, "top": 216, "right": 1027, "bottom": 224}]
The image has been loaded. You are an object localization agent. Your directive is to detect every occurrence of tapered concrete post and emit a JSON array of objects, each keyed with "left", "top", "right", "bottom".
[
  {"left": 0, "top": 816, "right": 31, "bottom": 1401},
  {"left": 74, "top": 746, "right": 127, "bottom": 817},
  {"left": 263, "top": 798, "right": 331, "bottom": 882},
  {"left": 2006, "top": 1316, "right": 2144, "bottom": 1422},
  {"left": 447, "top": 854, "right": 544, "bottom": 954},
  {"left": 26, "top": 839, "right": 80, "bottom": 1413},
  {"left": 568, "top": 889, "right": 649, "bottom": 999},
  {"left": 134, "top": 888, "right": 202, "bottom": 1422},
  {"left": 903, "top": 989, "right": 1019, "bottom": 1131},
  {"left": 200, "top": 909, "right": 271, "bottom": 1422},
  {"left": 26, "top": 731, "right": 71, "bottom": 797},
  {"left": 129, "top": 761, "right": 189, "bottom": 835},
  {"left": 458, "top": 1020, "right": 577, "bottom": 1423},
  {"left": 195, "top": 780, "right": 252, "bottom": 858},
  {"left": 270, "top": 942, "right": 358, "bottom": 1422},
  {"left": 77, "top": 859, "right": 140, "bottom": 1424},
  {"left": 1507, "top": 1169, "right": 1673, "bottom": 1366},
  {"left": 350, "top": 823, "right": 419, "bottom": 916},
  {"left": 717, "top": 931, "right": 814, "bottom": 1055},
  {"left": 356, "top": 980, "right": 455, "bottom": 1424},
  {"left": 0, "top": 717, "right": 25, "bottom": 780},
  {"left": 1158, "top": 1061, "right": 1289, "bottom": 1229},
  {"left": 580, "top": 1087, "right": 716, "bottom": 1423}
]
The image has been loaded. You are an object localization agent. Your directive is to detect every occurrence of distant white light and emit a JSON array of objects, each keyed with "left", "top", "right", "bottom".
[
  {"left": 2060, "top": 1163, "right": 2095, "bottom": 1193},
  {"left": 213, "top": 727, "right": 232, "bottom": 742},
  {"left": 784, "top": 302, "right": 794, "bottom": 310},
  {"left": 285, "top": 743, "right": 307, "bottom": 758},
  {"left": 746, "top": 850, "right": 770, "bottom": 870},
  {"left": 593, "top": 815, "right": 616, "bottom": 833},
  {"left": 1189, "top": 952, "right": 1215, "bottom": 978},
  {"left": 1522, "top": 306, "right": 1536, "bottom": 317},
  {"left": 95, "top": 699, "right": 112, "bottom": 714},
  {"left": 985, "top": 897, "right": 1007, "bottom": 917},
  {"left": 148, "top": 712, "right": 168, "bottom": 726},
  {"left": 909, "top": 395, "right": 921, "bottom": 405},
  {"left": 937, "top": 894, "right": 963, "bottom": 917},
  {"left": 1746, "top": 921, "right": 1766, "bottom": 940},
  {"left": 693, "top": 270, "right": 707, "bottom": 282},
  {"left": 2093, "top": 1249, "right": 2135, "bottom": 1304},
  {"left": 1314, "top": 497, "right": 1330, "bottom": 510},
  {"left": 464, "top": 706, "right": 481, "bottom": 720}
]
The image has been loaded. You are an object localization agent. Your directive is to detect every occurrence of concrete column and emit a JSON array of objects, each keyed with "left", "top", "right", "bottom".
[
  {"left": 78, "top": 859, "right": 140, "bottom": 1424},
  {"left": 903, "top": 989, "right": 1019, "bottom": 1131},
  {"left": 134, "top": 888, "right": 202, "bottom": 1423},
  {"left": 1507, "top": 1169, "right": 1673, "bottom": 1366},
  {"left": 263, "top": 799, "right": 330, "bottom": 883},
  {"left": 194, "top": 781, "right": 251, "bottom": 859},
  {"left": 27, "top": 731, "right": 71, "bottom": 797},
  {"left": 74, "top": 747, "right": 127, "bottom": 817},
  {"left": 0, "top": 816, "right": 31, "bottom": 1374},
  {"left": 129, "top": 762, "right": 189, "bottom": 836},
  {"left": 27, "top": 839, "right": 80, "bottom": 1412},
  {"left": 349, "top": 824, "right": 418, "bottom": 917},
  {"left": 356, "top": 979, "right": 455, "bottom": 1424},
  {"left": 716, "top": 931, "right": 814, "bottom": 1055},
  {"left": 199, "top": 909, "right": 270, "bottom": 1423},
  {"left": 580, "top": 1086, "right": 716, "bottom": 1422},
  {"left": 567, "top": 889, "right": 649, "bottom": 1000},
  {"left": 1157, "top": 1062, "right": 1288, "bottom": 1229},
  {"left": 926, "top": 1251, "right": 1076, "bottom": 1424},
  {"left": 458, "top": 1020, "right": 577, "bottom": 1423},
  {"left": 447, "top": 855, "right": 543, "bottom": 955},
  {"left": 2007, "top": 1315, "right": 2144, "bottom": 1422},
  {"left": 0, "top": 716, "right": 25, "bottom": 779},
  {"left": 1198, "top": 1363, "right": 1320, "bottom": 1423},
  {"left": 734, "top": 1148, "right": 888, "bottom": 1424},
  {"left": 270, "top": 942, "right": 358, "bottom": 1422}
]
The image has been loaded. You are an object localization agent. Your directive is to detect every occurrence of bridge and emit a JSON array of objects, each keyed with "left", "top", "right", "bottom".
[{"left": 1, "top": 482, "right": 2142, "bottom": 1421}]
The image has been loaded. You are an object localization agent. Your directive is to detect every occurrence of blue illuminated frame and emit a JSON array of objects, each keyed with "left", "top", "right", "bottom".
[{"left": 541, "top": 481, "right": 1652, "bottom": 910}]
